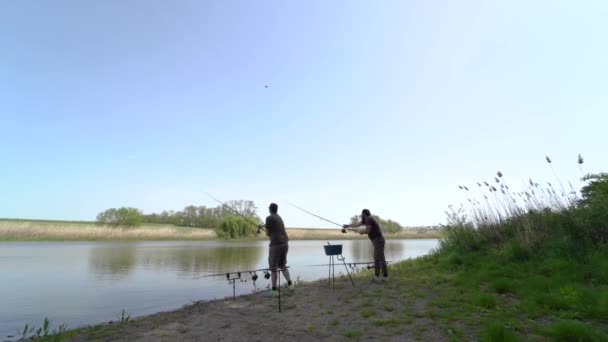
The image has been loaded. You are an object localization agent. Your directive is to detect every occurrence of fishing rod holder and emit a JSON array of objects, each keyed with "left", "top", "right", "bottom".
[
  {"left": 348, "top": 263, "right": 375, "bottom": 271},
  {"left": 345, "top": 260, "right": 393, "bottom": 272},
  {"left": 225, "top": 272, "right": 248, "bottom": 300},
  {"left": 206, "top": 267, "right": 290, "bottom": 313},
  {"left": 324, "top": 243, "right": 355, "bottom": 290}
]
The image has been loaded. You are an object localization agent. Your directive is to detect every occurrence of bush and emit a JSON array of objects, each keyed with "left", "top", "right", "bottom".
[
  {"left": 96, "top": 207, "right": 144, "bottom": 227},
  {"left": 504, "top": 240, "right": 531, "bottom": 262},
  {"left": 579, "top": 173, "right": 608, "bottom": 244},
  {"left": 215, "top": 216, "right": 258, "bottom": 239},
  {"left": 439, "top": 223, "right": 483, "bottom": 253},
  {"left": 440, "top": 171, "right": 608, "bottom": 259}
]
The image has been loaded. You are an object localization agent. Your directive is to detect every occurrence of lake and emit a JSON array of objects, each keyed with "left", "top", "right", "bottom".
[{"left": 0, "top": 239, "right": 438, "bottom": 339}]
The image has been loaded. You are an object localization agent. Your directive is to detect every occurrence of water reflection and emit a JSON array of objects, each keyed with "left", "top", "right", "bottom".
[
  {"left": 89, "top": 245, "right": 137, "bottom": 279},
  {"left": 348, "top": 240, "right": 404, "bottom": 262},
  {"left": 89, "top": 243, "right": 263, "bottom": 279},
  {"left": 138, "top": 245, "right": 262, "bottom": 276}
]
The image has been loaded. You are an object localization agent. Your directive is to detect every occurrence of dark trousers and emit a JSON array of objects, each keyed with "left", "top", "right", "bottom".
[{"left": 372, "top": 237, "right": 388, "bottom": 277}]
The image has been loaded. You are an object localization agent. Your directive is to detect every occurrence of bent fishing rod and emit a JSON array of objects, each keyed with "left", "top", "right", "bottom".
[
  {"left": 205, "top": 192, "right": 264, "bottom": 235},
  {"left": 287, "top": 202, "right": 357, "bottom": 233}
]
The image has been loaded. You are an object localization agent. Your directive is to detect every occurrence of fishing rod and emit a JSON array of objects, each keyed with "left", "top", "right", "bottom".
[
  {"left": 201, "top": 267, "right": 276, "bottom": 280},
  {"left": 205, "top": 192, "right": 264, "bottom": 235},
  {"left": 287, "top": 202, "right": 358, "bottom": 233},
  {"left": 306, "top": 261, "right": 393, "bottom": 270}
]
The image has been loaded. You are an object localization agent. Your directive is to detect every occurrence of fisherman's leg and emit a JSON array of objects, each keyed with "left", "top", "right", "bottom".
[
  {"left": 271, "top": 270, "right": 278, "bottom": 289},
  {"left": 378, "top": 238, "right": 388, "bottom": 277},
  {"left": 282, "top": 268, "right": 291, "bottom": 282},
  {"left": 372, "top": 239, "right": 381, "bottom": 277},
  {"left": 280, "top": 244, "right": 293, "bottom": 285},
  {"left": 269, "top": 245, "right": 279, "bottom": 290}
]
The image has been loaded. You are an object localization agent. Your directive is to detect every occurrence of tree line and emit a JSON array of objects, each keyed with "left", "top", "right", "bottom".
[
  {"left": 96, "top": 200, "right": 260, "bottom": 228},
  {"left": 96, "top": 201, "right": 407, "bottom": 237}
]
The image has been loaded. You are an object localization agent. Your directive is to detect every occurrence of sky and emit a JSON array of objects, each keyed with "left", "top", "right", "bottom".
[{"left": 1, "top": 0, "right": 607, "bottom": 228}]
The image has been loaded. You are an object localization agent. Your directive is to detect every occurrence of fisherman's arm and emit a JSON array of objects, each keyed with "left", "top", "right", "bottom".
[
  {"left": 343, "top": 222, "right": 364, "bottom": 228},
  {"left": 359, "top": 224, "right": 371, "bottom": 235},
  {"left": 342, "top": 222, "right": 366, "bottom": 234}
]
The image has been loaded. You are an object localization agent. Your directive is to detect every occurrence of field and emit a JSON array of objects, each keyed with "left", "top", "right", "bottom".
[{"left": 0, "top": 219, "right": 441, "bottom": 241}]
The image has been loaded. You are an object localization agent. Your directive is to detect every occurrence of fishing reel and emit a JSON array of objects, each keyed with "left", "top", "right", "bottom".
[
  {"left": 256, "top": 225, "right": 263, "bottom": 236},
  {"left": 246, "top": 270, "right": 270, "bottom": 283},
  {"left": 226, "top": 272, "right": 247, "bottom": 283}
]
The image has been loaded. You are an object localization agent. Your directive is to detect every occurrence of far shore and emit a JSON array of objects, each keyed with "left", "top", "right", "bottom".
[{"left": 0, "top": 219, "right": 443, "bottom": 241}]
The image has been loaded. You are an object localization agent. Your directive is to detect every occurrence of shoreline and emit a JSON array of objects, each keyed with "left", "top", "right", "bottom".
[
  {"left": 0, "top": 220, "right": 443, "bottom": 241},
  {"left": 61, "top": 260, "right": 453, "bottom": 342}
]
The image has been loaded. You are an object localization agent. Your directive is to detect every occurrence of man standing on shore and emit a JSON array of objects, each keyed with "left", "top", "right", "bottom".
[
  {"left": 259, "top": 203, "right": 294, "bottom": 296},
  {"left": 343, "top": 209, "right": 388, "bottom": 282}
]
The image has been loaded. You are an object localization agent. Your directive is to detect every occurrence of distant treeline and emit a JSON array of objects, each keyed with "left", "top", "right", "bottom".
[
  {"left": 96, "top": 201, "right": 421, "bottom": 236},
  {"left": 97, "top": 200, "right": 260, "bottom": 228},
  {"left": 143, "top": 200, "right": 260, "bottom": 228}
]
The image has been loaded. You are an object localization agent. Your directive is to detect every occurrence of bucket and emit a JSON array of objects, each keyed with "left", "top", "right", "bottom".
[{"left": 324, "top": 244, "right": 343, "bottom": 256}]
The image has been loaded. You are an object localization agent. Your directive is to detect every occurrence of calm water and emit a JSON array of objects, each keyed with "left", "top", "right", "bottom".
[{"left": 0, "top": 239, "right": 438, "bottom": 339}]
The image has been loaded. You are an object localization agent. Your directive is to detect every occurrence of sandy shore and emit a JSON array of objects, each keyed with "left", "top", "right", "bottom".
[{"left": 65, "top": 265, "right": 464, "bottom": 342}]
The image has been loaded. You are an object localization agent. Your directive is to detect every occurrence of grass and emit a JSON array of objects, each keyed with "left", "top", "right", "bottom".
[
  {"left": 0, "top": 219, "right": 442, "bottom": 241},
  {"left": 0, "top": 220, "right": 216, "bottom": 241},
  {"left": 342, "top": 329, "right": 362, "bottom": 338},
  {"left": 474, "top": 294, "right": 497, "bottom": 310},
  {"left": 547, "top": 320, "right": 605, "bottom": 341},
  {"left": 371, "top": 318, "right": 399, "bottom": 327},
  {"left": 387, "top": 246, "right": 608, "bottom": 339},
  {"left": 479, "top": 323, "right": 521, "bottom": 342},
  {"left": 17, "top": 318, "right": 70, "bottom": 342},
  {"left": 490, "top": 278, "right": 515, "bottom": 294},
  {"left": 378, "top": 168, "right": 608, "bottom": 340},
  {"left": 359, "top": 308, "right": 376, "bottom": 318}
]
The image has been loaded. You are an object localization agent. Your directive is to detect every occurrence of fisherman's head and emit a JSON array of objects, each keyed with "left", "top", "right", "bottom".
[
  {"left": 269, "top": 203, "right": 279, "bottom": 214},
  {"left": 361, "top": 209, "right": 371, "bottom": 219}
]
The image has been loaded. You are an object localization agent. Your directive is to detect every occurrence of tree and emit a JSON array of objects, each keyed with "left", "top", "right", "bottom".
[
  {"left": 180, "top": 205, "right": 199, "bottom": 227},
  {"left": 215, "top": 216, "right": 259, "bottom": 239},
  {"left": 140, "top": 200, "right": 261, "bottom": 229},
  {"left": 97, "top": 207, "right": 144, "bottom": 227},
  {"left": 349, "top": 213, "right": 403, "bottom": 234}
]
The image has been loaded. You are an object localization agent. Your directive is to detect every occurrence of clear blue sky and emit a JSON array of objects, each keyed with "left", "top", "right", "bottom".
[{"left": 1, "top": 1, "right": 606, "bottom": 228}]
